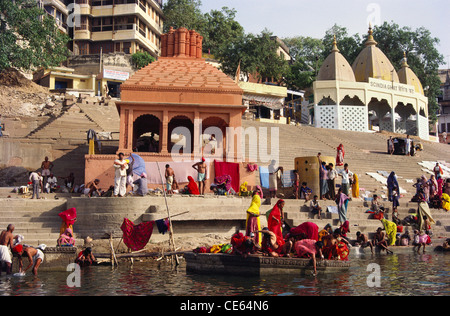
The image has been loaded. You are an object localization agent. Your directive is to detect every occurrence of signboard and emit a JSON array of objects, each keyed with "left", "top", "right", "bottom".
[
  {"left": 103, "top": 69, "right": 129, "bottom": 81},
  {"left": 369, "top": 78, "right": 416, "bottom": 95}
]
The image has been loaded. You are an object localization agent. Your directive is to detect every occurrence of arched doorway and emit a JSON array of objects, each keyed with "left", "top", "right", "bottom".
[
  {"left": 202, "top": 116, "right": 228, "bottom": 157},
  {"left": 395, "top": 102, "right": 417, "bottom": 135},
  {"left": 168, "top": 116, "right": 194, "bottom": 154},
  {"left": 368, "top": 98, "right": 392, "bottom": 132},
  {"left": 133, "top": 114, "right": 161, "bottom": 153}
]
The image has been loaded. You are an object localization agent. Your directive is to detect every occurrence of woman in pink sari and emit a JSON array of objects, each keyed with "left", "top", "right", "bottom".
[
  {"left": 267, "top": 199, "right": 285, "bottom": 244},
  {"left": 336, "top": 144, "right": 345, "bottom": 166},
  {"left": 295, "top": 239, "right": 324, "bottom": 275},
  {"left": 58, "top": 228, "right": 75, "bottom": 246}
]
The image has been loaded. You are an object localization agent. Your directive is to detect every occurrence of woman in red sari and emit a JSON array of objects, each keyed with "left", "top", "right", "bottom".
[
  {"left": 267, "top": 199, "right": 285, "bottom": 243},
  {"left": 187, "top": 176, "right": 200, "bottom": 195},
  {"left": 336, "top": 144, "right": 345, "bottom": 167}
]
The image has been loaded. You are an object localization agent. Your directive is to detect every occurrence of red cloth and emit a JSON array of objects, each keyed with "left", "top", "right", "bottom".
[
  {"left": 59, "top": 208, "right": 77, "bottom": 227},
  {"left": 214, "top": 160, "right": 240, "bottom": 193},
  {"left": 120, "top": 218, "right": 154, "bottom": 251},
  {"left": 289, "top": 222, "right": 319, "bottom": 241},
  {"left": 268, "top": 200, "right": 284, "bottom": 244},
  {"left": 187, "top": 176, "right": 200, "bottom": 195},
  {"left": 339, "top": 220, "right": 350, "bottom": 237}
]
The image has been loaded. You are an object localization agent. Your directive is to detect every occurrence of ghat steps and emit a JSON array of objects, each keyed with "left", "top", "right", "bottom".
[
  {"left": 0, "top": 194, "right": 448, "bottom": 248},
  {"left": 1, "top": 107, "right": 450, "bottom": 247}
]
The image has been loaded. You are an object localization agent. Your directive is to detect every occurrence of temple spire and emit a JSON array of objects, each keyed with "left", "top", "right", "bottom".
[
  {"left": 331, "top": 35, "right": 340, "bottom": 53},
  {"left": 365, "top": 23, "right": 378, "bottom": 46}
]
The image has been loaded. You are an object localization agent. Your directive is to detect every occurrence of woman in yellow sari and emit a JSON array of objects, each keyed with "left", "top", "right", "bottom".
[
  {"left": 352, "top": 173, "right": 359, "bottom": 199},
  {"left": 442, "top": 193, "right": 450, "bottom": 211},
  {"left": 381, "top": 218, "right": 397, "bottom": 246},
  {"left": 245, "top": 190, "right": 262, "bottom": 247}
]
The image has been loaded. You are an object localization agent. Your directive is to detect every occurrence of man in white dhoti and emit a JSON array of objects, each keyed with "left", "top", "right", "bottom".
[
  {"left": 113, "top": 153, "right": 128, "bottom": 197},
  {"left": 0, "top": 224, "right": 15, "bottom": 275}
]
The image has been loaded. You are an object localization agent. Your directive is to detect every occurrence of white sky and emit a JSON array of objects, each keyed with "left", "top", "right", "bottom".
[{"left": 200, "top": 0, "right": 450, "bottom": 68}]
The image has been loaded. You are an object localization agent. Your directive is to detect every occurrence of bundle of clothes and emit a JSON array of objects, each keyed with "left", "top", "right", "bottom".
[{"left": 193, "top": 243, "right": 233, "bottom": 254}]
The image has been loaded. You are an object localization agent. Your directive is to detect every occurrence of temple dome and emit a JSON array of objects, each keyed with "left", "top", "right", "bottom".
[
  {"left": 397, "top": 52, "right": 424, "bottom": 95},
  {"left": 352, "top": 26, "right": 399, "bottom": 83},
  {"left": 317, "top": 36, "right": 356, "bottom": 82}
]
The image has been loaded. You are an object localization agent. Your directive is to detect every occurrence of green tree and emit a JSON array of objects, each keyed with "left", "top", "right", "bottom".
[
  {"left": 216, "top": 30, "right": 289, "bottom": 84},
  {"left": 0, "top": 0, "right": 70, "bottom": 71},
  {"left": 162, "top": 0, "right": 207, "bottom": 36},
  {"left": 202, "top": 7, "right": 244, "bottom": 57},
  {"left": 283, "top": 36, "right": 324, "bottom": 90},
  {"left": 321, "top": 24, "right": 363, "bottom": 65},
  {"left": 131, "top": 51, "right": 155, "bottom": 70}
]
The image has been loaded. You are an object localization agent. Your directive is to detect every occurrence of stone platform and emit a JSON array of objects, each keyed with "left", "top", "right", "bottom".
[{"left": 184, "top": 252, "right": 350, "bottom": 276}]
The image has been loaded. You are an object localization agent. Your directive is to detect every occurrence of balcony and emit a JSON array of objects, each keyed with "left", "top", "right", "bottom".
[{"left": 90, "top": 2, "right": 162, "bottom": 35}]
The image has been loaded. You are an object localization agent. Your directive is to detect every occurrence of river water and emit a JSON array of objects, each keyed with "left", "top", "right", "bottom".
[{"left": 1, "top": 251, "right": 449, "bottom": 296}]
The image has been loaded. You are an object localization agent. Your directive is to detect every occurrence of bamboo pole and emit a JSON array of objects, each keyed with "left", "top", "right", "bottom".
[{"left": 156, "top": 162, "right": 180, "bottom": 266}]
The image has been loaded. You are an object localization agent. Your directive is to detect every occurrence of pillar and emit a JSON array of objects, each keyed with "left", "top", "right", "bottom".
[
  {"left": 196, "top": 35, "right": 203, "bottom": 59},
  {"left": 167, "top": 27, "right": 175, "bottom": 57},
  {"left": 193, "top": 111, "right": 201, "bottom": 159},
  {"left": 161, "top": 34, "right": 167, "bottom": 57},
  {"left": 177, "top": 28, "right": 187, "bottom": 57},
  {"left": 190, "top": 30, "right": 197, "bottom": 59},
  {"left": 161, "top": 110, "right": 169, "bottom": 154},
  {"left": 185, "top": 30, "right": 191, "bottom": 58}
]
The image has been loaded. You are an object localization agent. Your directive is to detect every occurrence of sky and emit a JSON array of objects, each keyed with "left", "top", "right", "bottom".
[{"left": 200, "top": 0, "right": 450, "bottom": 68}]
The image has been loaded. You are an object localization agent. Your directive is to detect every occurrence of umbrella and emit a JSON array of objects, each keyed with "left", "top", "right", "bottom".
[{"left": 128, "top": 153, "right": 146, "bottom": 176}]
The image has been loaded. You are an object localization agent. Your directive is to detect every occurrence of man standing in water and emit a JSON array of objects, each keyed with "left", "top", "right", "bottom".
[
  {"left": 192, "top": 158, "right": 207, "bottom": 195},
  {"left": 0, "top": 224, "right": 15, "bottom": 275}
]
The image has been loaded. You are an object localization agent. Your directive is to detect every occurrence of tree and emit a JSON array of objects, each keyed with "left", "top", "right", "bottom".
[
  {"left": 0, "top": 0, "right": 70, "bottom": 71},
  {"left": 283, "top": 36, "right": 324, "bottom": 90},
  {"left": 131, "top": 51, "right": 155, "bottom": 70},
  {"left": 321, "top": 24, "right": 363, "bottom": 65},
  {"left": 202, "top": 7, "right": 244, "bottom": 57},
  {"left": 215, "top": 30, "right": 289, "bottom": 84},
  {"left": 162, "top": 0, "right": 207, "bottom": 36}
]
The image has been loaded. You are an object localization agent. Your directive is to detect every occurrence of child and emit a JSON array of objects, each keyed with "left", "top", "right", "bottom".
[
  {"left": 300, "top": 182, "right": 312, "bottom": 201},
  {"left": 310, "top": 195, "right": 322, "bottom": 219},
  {"left": 293, "top": 170, "right": 300, "bottom": 199},
  {"left": 400, "top": 230, "right": 411, "bottom": 246}
]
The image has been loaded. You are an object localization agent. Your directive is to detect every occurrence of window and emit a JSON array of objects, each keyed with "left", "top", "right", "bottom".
[
  {"left": 123, "top": 42, "right": 131, "bottom": 54},
  {"left": 78, "top": 42, "right": 89, "bottom": 55}
]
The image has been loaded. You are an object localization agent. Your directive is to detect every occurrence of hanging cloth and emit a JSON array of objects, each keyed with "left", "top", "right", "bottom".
[
  {"left": 156, "top": 218, "right": 170, "bottom": 235},
  {"left": 120, "top": 218, "right": 154, "bottom": 251}
]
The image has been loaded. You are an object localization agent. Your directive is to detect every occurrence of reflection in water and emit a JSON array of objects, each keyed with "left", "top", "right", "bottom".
[{"left": 0, "top": 253, "right": 448, "bottom": 296}]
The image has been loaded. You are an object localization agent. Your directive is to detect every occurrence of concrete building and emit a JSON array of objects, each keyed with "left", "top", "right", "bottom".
[
  {"left": 38, "top": 0, "right": 69, "bottom": 34},
  {"left": 72, "top": 0, "right": 163, "bottom": 57},
  {"left": 34, "top": 0, "right": 164, "bottom": 98},
  {"left": 313, "top": 27, "right": 430, "bottom": 140},
  {"left": 438, "top": 69, "right": 450, "bottom": 144}
]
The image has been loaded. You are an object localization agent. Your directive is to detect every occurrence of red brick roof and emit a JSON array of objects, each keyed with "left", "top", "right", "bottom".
[{"left": 121, "top": 57, "right": 242, "bottom": 93}]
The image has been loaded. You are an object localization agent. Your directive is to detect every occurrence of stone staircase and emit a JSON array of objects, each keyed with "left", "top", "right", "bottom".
[
  {"left": 1, "top": 192, "right": 448, "bottom": 248},
  {"left": 1, "top": 117, "right": 449, "bottom": 248}
]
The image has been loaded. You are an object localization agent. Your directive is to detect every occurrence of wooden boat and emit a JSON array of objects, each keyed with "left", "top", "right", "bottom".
[{"left": 184, "top": 252, "right": 350, "bottom": 276}]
